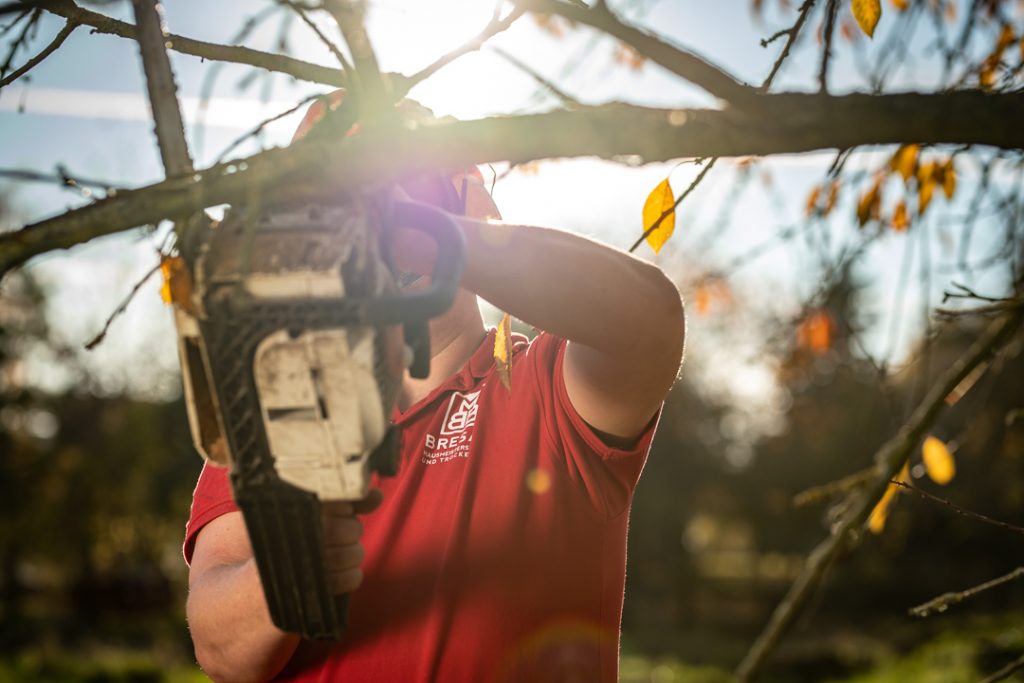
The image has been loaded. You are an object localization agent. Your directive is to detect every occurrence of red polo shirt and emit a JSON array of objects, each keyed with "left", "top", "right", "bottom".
[{"left": 185, "top": 330, "right": 658, "bottom": 682}]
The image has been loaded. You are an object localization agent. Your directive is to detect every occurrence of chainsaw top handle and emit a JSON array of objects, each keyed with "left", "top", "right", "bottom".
[{"left": 365, "top": 199, "right": 466, "bottom": 326}]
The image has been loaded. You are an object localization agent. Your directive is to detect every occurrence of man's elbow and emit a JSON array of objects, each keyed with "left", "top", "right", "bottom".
[{"left": 637, "top": 263, "right": 686, "bottom": 370}]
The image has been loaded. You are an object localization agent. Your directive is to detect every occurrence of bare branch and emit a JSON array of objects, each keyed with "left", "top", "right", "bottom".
[
  {"left": 908, "top": 566, "right": 1024, "bottom": 618},
  {"left": 818, "top": 0, "right": 838, "bottom": 93},
  {"left": 981, "top": 653, "right": 1024, "bottom": 683},
  {"left": 2, "top": 91, "right": 1024, "bottom": 277},
  {"left": 323, "top": 0, "right": 388, "bottom": 111},
  {"left": 402, "top": 6, "right": 526, "bottom": 93},
  {"left": 489, "top": 46, "right": 579, "bottom": 108},
  {"left": 515, "top": 0, "right": 757, "bottom": 105},
  {"left": 277, "top": 0, "right": 352, "bottom": 73},
  {"left": 761, "top": 0, "right": 817, "bottom": 91},
  {"left": 215, "top": 92, "right": 325, "bottom": 162},
  {"left": 792, "top": 465, "right": 878, "bottom": 508},
  {"left": 36, "top": 0, "right": 348, "bottom": 87},
  {"left": 83, "top": 258, "right": 162, "bottom": 350},
  {"left": 889, "top": 480, "right": 1024, "bottom": 537},
  {"left": 735, "top": 309, "right": 1024, "bottom": 682},
  {"left": 131, "top": 0, "right": 193, "bottom": 178},
  {"left": 0, "top": 166, "right": 119, "bottom": 191},
  {"left": 0, "top": 16, "right": 76, "bottom": 88}
]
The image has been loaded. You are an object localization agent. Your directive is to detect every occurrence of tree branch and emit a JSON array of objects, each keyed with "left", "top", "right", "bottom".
[
  {"left": 760, "top": 0, "right": 817, "bottom": 91},
  {"left": 981, "top": 653, "right": 1024, "bottom": 683},
  {"left": 515, "top": 0, "right": 756, "bottom": 105},
  {"left": 131, "top": 0, "right": 193, "bottom": 178},
  {"left": 735, "top": 308, "right": 1024, "bottom": 681},
  {"left": 908, "top": 566, "right": 1024, "bottom": 618},
  {"left": 36, "top": 0, "right": 349, "bottom": 87},
  {"left": 0, "top": 16, "right": 77, "bottom": 88},
  {"left": 2, "top": 91, "right": 1024, "bottom": 277}
]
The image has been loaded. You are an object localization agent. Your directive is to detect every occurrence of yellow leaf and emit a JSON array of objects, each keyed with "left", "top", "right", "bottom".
[
  {"left": 493, "top": 312, "right": 513, "bottom": 391},
  {"left": 868, "top": 484, "right": 897, "bottom": 534},
  {"left": 797, "top": 309, "right": 834, "bottom": 355},
  {"left": 996, "top": 23, "right": 1016, "bottom": 54},
  {"left": 824, "top": 180, "right": 840, "bottom": 216},
  {"left": 868, "top": 462, "right": 909, "bottom": 534},
  {"left": 917, "top": 161, "right": 937, "bottom": 215},
  {"left": 922, "top": 435, "right": 956, "bottom": 485},
  {"left": 159, "top": 255, "right": 194, "bottom": 315},
  {"left": 852, "top": 0, "right": 882, "bottom": 38},
  {"left": 890, "top": 144, "right": 919, "bottom": 183},
  {"left": 805, "top": 185, "right": 821, "bottom": 217},
  {"left": 642, "top": 178, "right": 676, "bottom": 254},
  {"left": 856, "top": 178, "right": 882, "bottom": 227},
  {"left": 940, "top": 158, "right": 956, "bottom": 199},
  {"left": 891, "top": 200, "right": 909, "bottom": 232},
  {"left": 890, "top": 0, "right": 908, "bottom": 11}
]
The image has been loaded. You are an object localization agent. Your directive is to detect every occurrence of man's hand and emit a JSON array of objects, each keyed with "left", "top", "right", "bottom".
[{"left": 322, "top": 489, "right": 383, "bottom": 594}]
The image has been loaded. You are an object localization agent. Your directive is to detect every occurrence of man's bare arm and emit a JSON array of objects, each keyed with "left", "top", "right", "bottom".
[{"left": 401, "top": 177, "right": 685, "bottom": 440}]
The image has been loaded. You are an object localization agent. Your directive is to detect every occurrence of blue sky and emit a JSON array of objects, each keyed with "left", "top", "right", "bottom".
[{"left": 0, "top": 0, "right": 1017, "bottom": 425}]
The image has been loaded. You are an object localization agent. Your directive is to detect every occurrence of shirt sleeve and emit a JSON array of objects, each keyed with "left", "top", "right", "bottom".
[
  {"left": 522, "top": 332, "right": 660, "bottom": 519},
  {"left": 183, "top": 461, "right": 240, "bottom": 565}
]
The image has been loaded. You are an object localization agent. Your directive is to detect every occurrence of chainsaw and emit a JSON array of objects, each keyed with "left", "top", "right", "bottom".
[{"left": 170, "top": 183, "right": 464, "bottom": 640}]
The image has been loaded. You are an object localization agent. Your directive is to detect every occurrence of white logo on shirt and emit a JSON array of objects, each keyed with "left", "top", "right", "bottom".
[{"left": 423, "top": 390, "right": 481, "bottom": 465}]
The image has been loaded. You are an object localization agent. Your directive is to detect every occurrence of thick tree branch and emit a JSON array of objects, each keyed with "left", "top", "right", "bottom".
[
  {"left": 324, "top": 0, "right": 387, "bottom": 112},
  {"left": 735, "top": 309, "right": 1024, "bottom": 682},
  {"left": 516, "top": 0, "right": 756, "bottom": 105},
  {"left": 0, "top": 16, "right": 76, "bottom": 88},
  {"left": 131, "top": 0, "right": 192, "bottom": 178},
  {"left": 2, "top": 90, "right": 1024, "bottom": 277},
  {"left": 36, "top": 0, "right": 348, "bottom": 87}
]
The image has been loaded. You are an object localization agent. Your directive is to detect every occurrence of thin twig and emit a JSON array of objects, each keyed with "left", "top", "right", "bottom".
[
  {"left": 0, "top": 166, "right": 119, "bottom": 192},
  {"left": 489, "top": 46, "right": 579, "bottom": 107},
  {"left": 215, "top": 92, "right": 325, "bottom": 163},
  {"left": 277, "top": 0, "right": 353, "bottom": 73},
  {"left": 629, "top": 158, "right": 718, "bottom": 253},
  {"left": 818, "top": 0, "right": 838, "bottom": 93},
  {"left": 735, "top": 309, "right": 1024, "bottom": 682},
  {"left": 889, "top": 480, "right": 1024, "bottom": 537},
  {"left": 908, "top": 566, "right": 1024, "bottom": 618},
  {"left": 793, "top": 465, "right": 879, "bottom": 508},
  {"left": 0, "top": 17, "right": 77, "bottom": 88},
  {"left": 37, "top": 0, "right": 348, "bottom": 88},
  {"left": 403, "top": 6, "right": 525, "bottom": 93},
  {"left": 760, "top": 0, "right": 817, "bottom": 91},
  {"left": 0, "top": 5, "right": 39, "bottom": 78},
  {"left": 980, "top": 652, "right": 1024, "bottom": 683},
  {"left": 83, "top": 260, "right": 162, "bottom": 350}
]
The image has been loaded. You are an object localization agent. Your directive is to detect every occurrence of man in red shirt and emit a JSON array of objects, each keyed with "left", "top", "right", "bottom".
[{"left": 184, "top": 99, "right": 685, "bottom": 682}]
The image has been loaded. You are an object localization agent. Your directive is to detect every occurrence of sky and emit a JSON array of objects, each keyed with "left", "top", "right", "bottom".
[{"left": 0, "top": 0, "right": 1019, "bottom": 444}]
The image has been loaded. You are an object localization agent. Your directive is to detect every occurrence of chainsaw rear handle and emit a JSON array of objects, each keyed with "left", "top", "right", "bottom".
[{"left": 366, "top": 200, "right": 465, "bottom": 326}]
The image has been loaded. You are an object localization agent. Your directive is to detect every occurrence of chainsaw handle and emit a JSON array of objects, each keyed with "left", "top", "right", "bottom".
[{"left": 366, "top": 200, "right": 465, "bottom": 325}]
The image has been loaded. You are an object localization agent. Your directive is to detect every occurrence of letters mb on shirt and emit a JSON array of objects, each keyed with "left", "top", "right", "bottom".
[{"left": 422, "top": 390, "right": 480, "bottom": 465}]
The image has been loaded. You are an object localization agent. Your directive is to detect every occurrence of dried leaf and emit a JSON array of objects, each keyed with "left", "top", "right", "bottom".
[
  {"left": 868, "top": 462, "right": 909, "bottom": 534},
  {"left": 494, "top": 312, "right": 513, "bottom": 391},
  {"left": 922, "top": 436, "right": 956, "bottom": 485},
  {"left": 996, "top": 23, "right": 1016, "bottom": 54},
  {"left": 694, "top": 285, "right": 713, "bottom": 316},
  {"left": 159, "top": 255, "right": 194, "bottom": 315},
  {"left": 824, "top": 181, "right": 840, "bottom": 216},
  {"left": 805, "top": 185, "right": 821, "bottom": 217},
  {"left": 891, "top": 200, "right": 909, "bottom": 232},
  {"left": 940, "top": 158, "right": 956, "bottom": 199},
  {"left": 917, "top": 161, "right": 937, "bottom": 215},
  {"left": 890, "top": 144, "right": 919, "bottom": 182},
  {"left": 642, "top": 178, "right": 676, "bottom": 254},
  {"left": 979, "top": 57, "right": 998, "bottom": 89},
  {"left": 890, "top": 0, "right": 908, "bottom": 11},
  {"left": 613, "top": 42, "right": 646, "bottom": 71},
  {"left": 856, "top": 178, "right": 882, "bottom": 227},
  {"left": 797, "top": 309, "right": 834, "bottom": 355},
  {"left": 852, "top": 0, "right": 882, "bottom": 38}
]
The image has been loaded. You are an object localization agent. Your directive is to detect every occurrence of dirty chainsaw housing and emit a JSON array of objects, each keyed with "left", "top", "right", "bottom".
[{"left": 172, "top": 193, "right": 463, "bottom": 640}]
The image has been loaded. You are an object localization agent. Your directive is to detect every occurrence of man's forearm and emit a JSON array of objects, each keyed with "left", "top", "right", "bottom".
[{"left": 187, "top": 558, "right": 300, "bottom": 683}]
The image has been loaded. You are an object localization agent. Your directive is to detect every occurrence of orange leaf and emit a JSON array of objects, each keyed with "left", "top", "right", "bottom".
[
  {"left": 797, "top": 309, "right": 834, "bottom": 355},
  {"left": 694, "top": 285, "right": 713, "bottom": 316},
  {"left": 891, "top": 200, "right": 909, "bottom": 232},
  {"left": 922, "top": 436, "right": 956, "bottom": 485},
  {"left": 493, "top": 312, "right": 513, "bottom": 391},
  {"left": 890, "top": 0, "right": 908, "bottom": 11},
  {"left": 917, "top": 161, "right": 937, "bottom": 215},
  {"left": 940, "top": 158, "right": 956, "bottom": 199},
  {"left": 852, "top": 0, "right": 882, "bottom": 38},
  {"left": 890, "top": 144, "right": 919, "bottom": 183},
  {"left": 642, "top": 178, "right": 676, "bottom": 254},
  {"left": 159, "top": 255, "right": 194, "bottom": 315},
  {"left": 824, "top": 180, "right": 840, "bottom": 216},
  {"left": 856, "top": 178, "right": 882, "bottom": 227},
  {"left": 805, "top": 185, "right": 821, "bottom": 217},
  {"left": 868, "top": 462, "right": 909, "bottom": 534}
]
